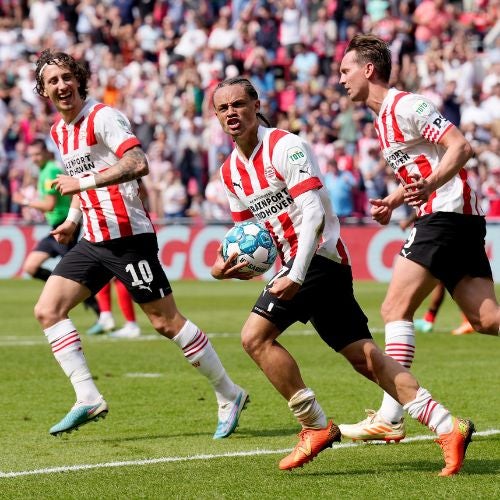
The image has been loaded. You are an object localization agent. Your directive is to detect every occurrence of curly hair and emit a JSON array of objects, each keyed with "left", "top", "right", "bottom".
[{"left": 34, "top": 49, "right": 90, "bottom": 100}]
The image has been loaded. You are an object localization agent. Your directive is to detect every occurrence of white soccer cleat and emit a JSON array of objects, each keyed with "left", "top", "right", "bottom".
[
  {"left": 86, "top": 316, "right": 116, "bottom": 335},
  {"left": 109, "top": 322, "right": 141, "bottom": 338},
  {"left": 339, "top": 409, "right": 406, "bottom": 443}
]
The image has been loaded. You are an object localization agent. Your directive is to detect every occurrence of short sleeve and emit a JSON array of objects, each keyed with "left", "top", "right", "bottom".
[
  {"left": 272, "top": 133, "right": 323, "bottom": 199},
  {"left": 402, "top": 95, "right": 454, "bottom": 144},
  {"left": 94, "top": 107, "right": 141, "bottom": 157}
]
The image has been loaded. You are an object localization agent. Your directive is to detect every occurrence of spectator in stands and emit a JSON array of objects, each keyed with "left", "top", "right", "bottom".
[
  {"left": 278, "top": 0, "right": 304, "bottom": 58},
  {"left": 290, "top": 43, "right": 319, "bottom": 84},
  {"left": 482, "top": 167, "right": 500, "bottom": 217},
  {"left": 323, "top": 159, "right": 356, "bottom": 219},
  {"left": 204, "top": 168, "right": 231, "bottom": 222},
  {"left": 160, "top": 168, "right": 188, "bottom": 220},
  {"left": 413, "top": 0, "right": 452, "bottom": 54},
  {"left": 0, "top": 0, "right": 499, "bottom": 225}
]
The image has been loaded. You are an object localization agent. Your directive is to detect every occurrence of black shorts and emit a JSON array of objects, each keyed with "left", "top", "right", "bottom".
[
  {"left": 252, "top": 255, "right": 372, "bottom": 352},
  {"left": 52, "top": 233, "right": 172, "bottom": 303},
  {"left": 34, "top": 222, "right": 80, "bottom": 258},
  {"left": 400, "top": 212, "right": 492, "bottom": 294}
]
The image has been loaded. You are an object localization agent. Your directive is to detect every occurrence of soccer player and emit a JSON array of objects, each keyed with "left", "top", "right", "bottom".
[
  {"left": 338, "top": 34, "right": 498, "bottom": 443},
  {"left": 12, "top": 138, "right": 100, "bottom": 319},
  {"left": 211, "top": 77, "right": 474, "bottom": 476},
  {"left": 33, "top": 49, "right": 247, "bottom": 439}
]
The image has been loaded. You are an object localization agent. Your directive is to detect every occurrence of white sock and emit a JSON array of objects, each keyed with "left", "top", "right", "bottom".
[
  {"left": 379, "top": 320, "right": 415, "bottom": 423},
  {"left": 172, "top": 320, "right": 237, "bottom": 405},
  {"left": 44, "top": 319, "right": 101, "bottom": 403},
  {"left": 288, "top": 388, "right": 327, "bottom": 429},
  {"left": 403, "top": 387, "right": 453, "bottom": 435},
  {"left": 99, "top": 311, "right": 113, "bottom": 322}
]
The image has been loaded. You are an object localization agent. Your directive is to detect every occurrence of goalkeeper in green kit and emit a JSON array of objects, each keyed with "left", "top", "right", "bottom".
[{"left": 12, "top": 138, "right": 100, "bottom": 317}]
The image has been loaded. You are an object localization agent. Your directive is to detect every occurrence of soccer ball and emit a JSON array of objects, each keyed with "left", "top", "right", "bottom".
[{"left": 222, "top": 221, "right": 278, "bottom": 277}]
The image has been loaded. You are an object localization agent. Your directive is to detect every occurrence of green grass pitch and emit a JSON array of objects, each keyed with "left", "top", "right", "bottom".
[{"left": 0, "top": 279, "right": 499, "bottom": 499}]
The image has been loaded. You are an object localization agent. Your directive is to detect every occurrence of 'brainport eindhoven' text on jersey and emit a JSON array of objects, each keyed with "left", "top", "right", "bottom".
[
  {"left": 50, "top": 98, "right": 154, "bottom": 242},
  {"left": 220, "top": 126, "right": 350, "bottom": 266},
  {"left": 374, "top": 88, "right": 482, "bottom": 216}
]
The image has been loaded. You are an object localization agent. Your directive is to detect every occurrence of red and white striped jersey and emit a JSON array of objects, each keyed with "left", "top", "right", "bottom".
[
  {"left": 220, "top": 126, "right": 350, "bottom": 266},
  {"left": 375, "top": 88, "right": 483, "bottom": 216},
  {"left": 50, "top": 98, "right": 154, "bottom": 242}
]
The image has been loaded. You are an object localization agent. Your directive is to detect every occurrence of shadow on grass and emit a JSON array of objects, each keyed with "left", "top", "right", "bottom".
[
  {"left": 87, "top": 426, "right": 299, "bottom": 443},
  {"left": 283, "top": 458, "right": 500, "bottom": 477}
]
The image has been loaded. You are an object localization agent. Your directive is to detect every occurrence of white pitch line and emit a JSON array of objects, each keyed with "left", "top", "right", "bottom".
[{"left": 1, "top": 429, "right": 498, "bottom": 478}]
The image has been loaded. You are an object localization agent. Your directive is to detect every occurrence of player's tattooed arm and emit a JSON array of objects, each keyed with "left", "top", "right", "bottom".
[{"left": 94, "top": 147, "right": 149, "bottom": 187}]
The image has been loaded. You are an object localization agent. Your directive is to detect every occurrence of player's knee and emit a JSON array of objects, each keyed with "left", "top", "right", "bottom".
[
  {"left": 473, "top": 315, "right": 499, "bottom": 335},
  {"left": 342, "top": 342, "right": 376, "bottom": 381},
  {"left": 22, "top": 264, "right": 36, "bottom": 277},
  {"left": 34, "top": 301, "right": 58, "bottom": 327},
  {"left": 241, "top": 329, "right": 263, "bottom": 357},
  {"left": 380, "top": 299, "right": 394, "bottom": 323},
  {"left": 150, "top": 316, "right": 178, "bottom": 338}
]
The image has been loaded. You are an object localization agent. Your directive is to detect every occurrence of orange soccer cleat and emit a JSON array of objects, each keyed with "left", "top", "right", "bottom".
[
  {"left": 451, "top": 321, "right": 474, "bottom": 335},
  {"left": 279, "top": 420, "right": 341, "bottom": 471},
  {"left": 435, "top": 417, "right": 475, "bottom": 477}
]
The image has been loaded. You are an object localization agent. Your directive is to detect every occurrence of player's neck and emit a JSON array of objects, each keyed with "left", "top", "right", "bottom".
[
  {"left": 235, "top": 132, "right": 260, "bottom": 161},
  {"left": 366, "top": 84, "right": 390, "bottom": 115},
  {"left": 59, "top": 107, "right": 82, "bottom": 124},
  {"left": 57, "top": 97, "right": 86, "bottom": 124}
]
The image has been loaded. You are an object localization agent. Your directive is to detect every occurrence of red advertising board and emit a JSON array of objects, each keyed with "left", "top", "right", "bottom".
[{"left": 1, "top": 223, "right": 498, "bottom": 282}]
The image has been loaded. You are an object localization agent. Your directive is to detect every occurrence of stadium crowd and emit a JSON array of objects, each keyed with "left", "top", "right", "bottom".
[{"left": 0, "top": 0, "right": 499, "bottom": 223}]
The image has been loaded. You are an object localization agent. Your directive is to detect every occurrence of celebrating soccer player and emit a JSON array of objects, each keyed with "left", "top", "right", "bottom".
[
  {"left": 210, "top": 77, "right": 474, "bottom": 476},
  {"left": 33, "top": 49, "right": 247, "bottom": 439}
]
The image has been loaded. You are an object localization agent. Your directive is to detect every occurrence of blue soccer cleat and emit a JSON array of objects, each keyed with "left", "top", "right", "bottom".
[
  {"left": 50, "top": 397, "right": 108, "bottom": 436},
  {"left": 86, "top": 318, "right": 115, "bottom": 335},
  {"left": 414, "top": 318, "right": 434, "bottom": 333},
  {"left": 213, "top": 388, "right": 249, "bottom": 439}
]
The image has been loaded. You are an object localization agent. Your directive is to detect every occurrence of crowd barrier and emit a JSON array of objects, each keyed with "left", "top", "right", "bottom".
[{"left": 0, "top": 222, "right": 499, "bottom": 282}]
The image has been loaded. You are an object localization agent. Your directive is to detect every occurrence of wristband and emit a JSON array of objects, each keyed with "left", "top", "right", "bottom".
[
  {"left": 66, "top": 207, "right": 82, "bottom": 224},
  {"left": 79, "top": 175, "right": 97, "bottom": 191}
]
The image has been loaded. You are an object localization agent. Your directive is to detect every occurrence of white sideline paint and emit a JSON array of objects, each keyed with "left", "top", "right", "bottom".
[
  {"left": 0, "top": 328, "right": 401, "bottom": 347},
  {"left": 1, "top": 429, "right": 498, "bottom": 478}
]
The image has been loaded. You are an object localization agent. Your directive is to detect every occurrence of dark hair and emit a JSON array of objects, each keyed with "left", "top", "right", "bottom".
[
  {"left": 212, "top": 77, "right": 272, "bottom": 127},
  {"left": 345, "top": 34, "right": 392, "bottom": 83},
  {"left": 28, "top": 138, "right": 49, "bottom": 150},
  {"left": 34, "top": 49, "right": 90, "bottom": 100}
]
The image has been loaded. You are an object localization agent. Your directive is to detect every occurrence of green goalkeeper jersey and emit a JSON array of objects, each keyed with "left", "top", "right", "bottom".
[{"left": 38, "top": 160, "right": 71, "bottom": 227}]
